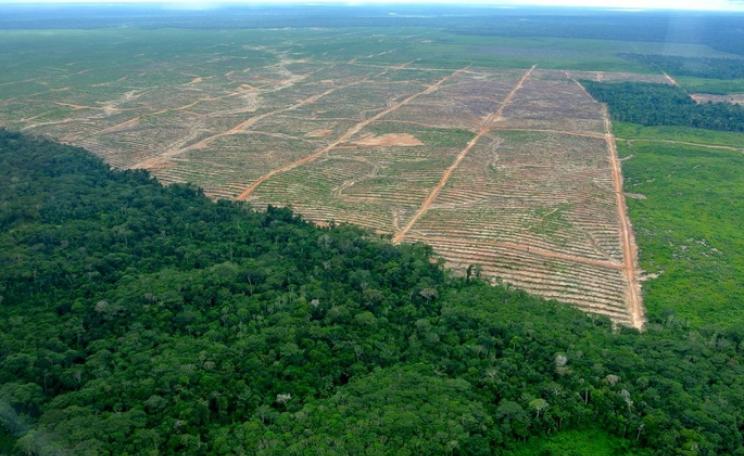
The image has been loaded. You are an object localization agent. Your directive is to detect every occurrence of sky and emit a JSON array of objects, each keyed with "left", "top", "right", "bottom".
[{"left": 0, "top": 0, "right": 742, "bottom": 11}]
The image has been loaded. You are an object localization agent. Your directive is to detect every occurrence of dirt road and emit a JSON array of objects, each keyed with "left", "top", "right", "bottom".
[
  {"left": 617, "top": 137, "right": 744, "bottom": 154},
  {"left": 662, "top": 72, "right": 679, "bottom": 86},
  {"left": 602, "top": 106, "right": 645, "bottom": 330},
  {"left": 490, "top": 127, "right": 606, "bottom": 140}
]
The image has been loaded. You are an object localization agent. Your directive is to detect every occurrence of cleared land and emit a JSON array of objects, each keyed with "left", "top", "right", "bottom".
[{"left": 0, "top": 31, "right": 675, "bottom": 327}]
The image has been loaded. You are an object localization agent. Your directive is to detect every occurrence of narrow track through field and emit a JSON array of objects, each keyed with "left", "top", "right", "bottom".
[
  {"left": 392, "top": 65, "right": 536, "bottom": 244},
  {"left": 131, "top": 77, "right": 365, "bottom": 170},
  {"left": 617, "top": 138, "right": 744, "bottom": 154},
  {"left": 662, "top": 71, "right": 679, "bottom": 86},
  {"left": 236, "top": 67, "right": 468, "bottom": 200},
  {"left": 601, "top": 101, "right": 645, "bottom": 329}
]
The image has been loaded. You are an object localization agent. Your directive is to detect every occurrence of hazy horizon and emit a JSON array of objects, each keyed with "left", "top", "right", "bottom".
[{"left": 0, "top": 0, "right": 743, "bottom": 13}]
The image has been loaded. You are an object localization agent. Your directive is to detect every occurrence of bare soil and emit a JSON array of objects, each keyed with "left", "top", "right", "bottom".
[
  {"left": 352, "top": 133, "right": 423, "bottom": 147},
  {"left": 305, "top": 128, "right": 332, "bottom": 138}
]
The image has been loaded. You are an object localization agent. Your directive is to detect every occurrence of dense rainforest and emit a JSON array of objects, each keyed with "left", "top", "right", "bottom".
[
  {"left": 0, "top": 130, "right": 743, "bottom": 455},
  {"left": 583, "top": 81, "right": 744, "bottom": 132},
  {"left": 620, "top": 54, "right": 744, "bottom": 80}
]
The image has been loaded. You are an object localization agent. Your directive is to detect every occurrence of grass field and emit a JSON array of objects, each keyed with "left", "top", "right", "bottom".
[
  {"left": 0, "top": 27, "right": 731, "bottom": 86},
  {"left": 615, "top": 122, "right": 744, "bottom": 149},
  {"left": 617, "top": 124, "right": 744, "bottom": 328},
  {"left": 676, "top": 76, "right": 744, "bottom": 95},
  {"left": 507, "top": 428, "right": 652, "bottom": 456}
]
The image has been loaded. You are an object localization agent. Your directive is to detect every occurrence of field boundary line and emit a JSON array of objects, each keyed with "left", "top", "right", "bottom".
[
  {"left": 616, "top": 137, "right": 744, "bottom": 153},
  {"left": 391, "top": 65, "right": 536, "bottom": 244},
  {"left": 235, "top": 66, "right": 468, "bottom": 201},
  {"left": 489, "top": 127, "right": 606, "bottom": 139}
]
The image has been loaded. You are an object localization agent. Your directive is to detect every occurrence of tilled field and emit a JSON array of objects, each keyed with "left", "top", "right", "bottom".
[{"left": 0, "top": 53, "right": 657, "bottom": 327}]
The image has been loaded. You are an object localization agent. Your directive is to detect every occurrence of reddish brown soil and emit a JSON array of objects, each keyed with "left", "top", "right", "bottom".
[
  {"left": 352, "top": 133, "right": 423, "bottom": 147},
  {"left": 305, "top": 128, "right": 333, "bottom": 138},
  {"left": 602, "top": 105, "right": 645, "bottom": 330}
]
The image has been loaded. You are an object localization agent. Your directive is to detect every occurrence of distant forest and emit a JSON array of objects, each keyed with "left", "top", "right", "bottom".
[
  {"left": 454, "top": 14, "right": 744, "bottom": 56},
  {"left": 582, "top": 81, "right": 744, "bottom": 132},
  {"left": 621, "top": 54, "right": 744, "bottom": 80},
  {"left": 0, "top": 130, "right": 742, "bottom": 454},
  {"left": 2, "top": 6, "right": 744, "bottom": 57}
]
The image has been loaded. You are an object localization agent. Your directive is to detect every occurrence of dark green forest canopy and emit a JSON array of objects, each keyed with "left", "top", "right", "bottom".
[
  {"left": 0, "top": 130, "right": 743, "bottom": 455},
  {"left": 582, "top": 80, "right": 744, "bottom": 132}
]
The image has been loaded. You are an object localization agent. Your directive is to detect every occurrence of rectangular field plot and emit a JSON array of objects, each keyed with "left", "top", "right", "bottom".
[
  {"left": 402, "top": 131, "right": 631, "bottom": 323},
  {"left": 246, "top": 126, "right": 473, "bottom": 233},
  {"left": 386, "top": 69, "right": 523, "bottom": 130},
  {"left": 0, "top": 42, "right": 651, "bottom": 326},
  {"left": 499, "top": 74, "right": 606, "bottom": 132},
  {"left": 153, "top": 132, "right": 328, "bottom": 197}
]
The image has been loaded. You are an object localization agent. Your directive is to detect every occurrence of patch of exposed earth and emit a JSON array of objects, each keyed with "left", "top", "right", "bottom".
[{"left": 352, "top": 133, "right": 424, "bottom": 147}]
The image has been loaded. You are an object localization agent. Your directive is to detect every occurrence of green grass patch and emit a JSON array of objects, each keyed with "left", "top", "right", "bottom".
[
  {"left": 528, "top": 203, "right": 573, "bottom": 239},
  {"left": 618, "top": 124, "right": 744, "bottom": 328},
  {"left": 0, "top": 26, "right": 733, "bottom": 102},
  {"left": 507, "top": 428, "right": 651, "bottom": 456},
  {"left": 614, "top": 122, "right": 744, "bottom": 149},
  {"left": 677, "top": 76, "right": 744, "bottom": 95}
]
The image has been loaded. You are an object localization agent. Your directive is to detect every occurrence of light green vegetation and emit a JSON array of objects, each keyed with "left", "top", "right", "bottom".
[
  {"left": 529, "top": 203, "right": 573, "bottom": 238},
  {"left": 0, "top": 29, "right": 279, "bottom": 101},
  {"left": 364, "top": 31, "right": 732, "bottom": 71},
  {"left": 507, "top": 428, "right": 652, "bottom": 456},
  {"left": 677, "top": 76, "right": 744, "bottom": 95},
  {"left": 617, "top": 123, "right": 744, "bottom": 328},
  {"left": 615, "top": 122, "right": 744, "bottom": 149},
  {"left": 0, "top": 27, "right": 732, "bottom": 95}
]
